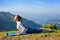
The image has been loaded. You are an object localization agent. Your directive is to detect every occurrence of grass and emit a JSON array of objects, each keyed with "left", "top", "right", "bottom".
[
  {"left": 0, "top": 30, "right": 18, "bottom": 40},
  {"left": 0, "top": 30, "right": 60, "bottom": 40},
  {"left": 7, "top": 30, "right": 18, "bottom": 33},
  {"left": 0, "top": 32, "right": 7, "bottom": 40}
]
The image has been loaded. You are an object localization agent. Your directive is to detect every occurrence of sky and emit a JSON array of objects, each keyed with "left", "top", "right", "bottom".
[
  {"left": 0, "top": 0, "right": 60, "bottom": 24},
  {"left": 0, "top": 0, "right": 60, "bottom": 14}
]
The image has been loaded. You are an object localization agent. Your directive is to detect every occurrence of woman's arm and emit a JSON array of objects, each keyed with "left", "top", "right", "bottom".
[{"left": 17, "top": 25, "right": 25, "bottom": 35}]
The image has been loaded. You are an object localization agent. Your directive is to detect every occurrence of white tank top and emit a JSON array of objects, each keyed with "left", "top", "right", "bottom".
[{"left": 17, "top": 21, "right": 27, "bottom": 34}]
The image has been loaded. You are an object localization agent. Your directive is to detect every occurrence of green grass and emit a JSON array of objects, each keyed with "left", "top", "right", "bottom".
[
  {"left": 0, "top": 30, "right": 18, "bottom": 40},
  {"left": 7, "top": 30, "right": 18, "bottom": 33},
  {"left": 0, "top": 32, "right": 7, "bottom": 40},
  {"left": 0, "top": 30, "right": 60, "bottom": 40}
]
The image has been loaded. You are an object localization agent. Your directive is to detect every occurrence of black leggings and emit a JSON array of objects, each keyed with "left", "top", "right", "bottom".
[{"left": 26, "top": 27, "right": 42, "bottom": 34}]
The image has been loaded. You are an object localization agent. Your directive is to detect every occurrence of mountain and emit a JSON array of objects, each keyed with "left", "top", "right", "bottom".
[{"left": 0, "top": 12, "right": 41, "bottom": 31}]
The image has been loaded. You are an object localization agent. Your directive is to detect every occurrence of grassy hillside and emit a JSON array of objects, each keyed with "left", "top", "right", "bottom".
[{"left": 0, "top": 30, "right": 60, "bottom": 40}]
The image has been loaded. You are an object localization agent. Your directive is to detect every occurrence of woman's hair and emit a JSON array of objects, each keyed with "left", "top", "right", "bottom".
[{"left": 14, "top": 15, "right": 22, "bottom": 21}]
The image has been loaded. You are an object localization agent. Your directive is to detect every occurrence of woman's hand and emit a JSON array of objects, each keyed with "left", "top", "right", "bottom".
[{"left": 17, "top": 30, "right": 21, "bottom": 35}]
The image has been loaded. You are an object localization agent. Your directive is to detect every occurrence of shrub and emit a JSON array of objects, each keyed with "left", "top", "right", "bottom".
[{"left": 43, "top": 24, "right": 57, "bottom": 30}]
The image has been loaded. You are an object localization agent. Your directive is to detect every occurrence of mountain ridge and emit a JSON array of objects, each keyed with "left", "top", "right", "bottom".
[{"left": 0, "top": 12, "right": 41, "bottom": 31}]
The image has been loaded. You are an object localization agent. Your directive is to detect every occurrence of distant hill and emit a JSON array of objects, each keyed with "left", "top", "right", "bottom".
[{"left": 0, "top": 12, "right": 41, "bottom": 31}]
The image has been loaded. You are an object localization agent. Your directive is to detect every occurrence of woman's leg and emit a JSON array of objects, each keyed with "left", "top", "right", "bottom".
[{"left": 26, "top": 27, "right": 42, "bottom": 34}]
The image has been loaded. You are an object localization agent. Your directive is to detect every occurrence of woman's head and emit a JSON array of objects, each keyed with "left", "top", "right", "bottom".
[{"left": 14, "top": 15, "right": 22, "bottom": 22}]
